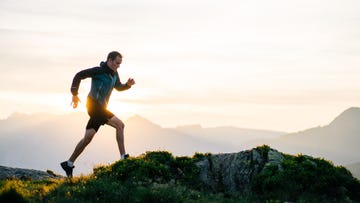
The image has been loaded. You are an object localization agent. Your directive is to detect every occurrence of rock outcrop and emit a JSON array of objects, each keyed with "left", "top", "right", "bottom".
[
  {"left": 196, "top": 146, "right": 284, "bottom": 193},
  {"left": 0, "top": 166, "right": 63, "bottom": 181}
]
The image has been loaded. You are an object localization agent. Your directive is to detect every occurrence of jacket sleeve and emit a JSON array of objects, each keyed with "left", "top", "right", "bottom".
[
  {"left": 114, "top": 73, "right": 131, "bottom": 91},
  {"left": 70, "top": 67, "right": 102, "bottom": 96}
]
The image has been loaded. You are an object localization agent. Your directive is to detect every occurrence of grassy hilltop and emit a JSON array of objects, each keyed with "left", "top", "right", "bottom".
[{"left": 1, "top": 145, "right": 360, "bottom": 203}]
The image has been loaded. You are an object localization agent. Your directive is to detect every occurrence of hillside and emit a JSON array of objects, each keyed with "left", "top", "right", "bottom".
[
  {"left": 265, "top": 107, "right": 360, "bottom": 165},
  {"left": 1, "top": 146, "right": 360, "bottom": 202}
]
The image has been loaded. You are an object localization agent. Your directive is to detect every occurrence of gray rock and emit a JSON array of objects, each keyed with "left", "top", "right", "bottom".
[
  {"left": 266, "top": 149, "right": 284, "bottom": 171},
  {"left": 0, "top": 165, "right": 63, "bottom": 181},
  {"left": 196, "top": 147, "right": 284, "bottom": 194}
]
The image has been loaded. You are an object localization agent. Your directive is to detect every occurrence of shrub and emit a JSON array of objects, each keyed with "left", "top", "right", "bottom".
[
  {"left": 252, "top": 154, "right": 360, "bottom": 202},
  {"left": 0, "top": 187, "right": 28, "bottom": 203},
  {"left": 143, "top": 151, "right": 175, "bottom": 165}
]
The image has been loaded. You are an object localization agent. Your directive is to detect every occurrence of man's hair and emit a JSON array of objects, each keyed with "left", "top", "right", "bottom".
[{"left": 107, "top": 51, "right": 122, "bottom": 61}]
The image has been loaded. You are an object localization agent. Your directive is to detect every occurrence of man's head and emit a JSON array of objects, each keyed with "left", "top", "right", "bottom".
[{"left": 107, "top": 51, "right": 122, "bottom": 70}]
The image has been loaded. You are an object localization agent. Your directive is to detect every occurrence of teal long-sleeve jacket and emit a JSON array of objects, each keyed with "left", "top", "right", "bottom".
[{"left": 70, "top": 61, "right": 130, "bottom": 107}]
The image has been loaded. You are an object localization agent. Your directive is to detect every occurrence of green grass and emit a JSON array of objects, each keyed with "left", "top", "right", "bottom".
[
  {"left": 1, "top": 148, "right": 360, "bottom": 202},
  {"left": 0, "top": 178, "right": 61, "bottom": 202}
]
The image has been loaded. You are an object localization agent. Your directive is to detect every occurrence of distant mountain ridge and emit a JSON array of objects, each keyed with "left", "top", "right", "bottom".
[
  {"left": 265, "top": 107, "right": 360, "bottom": 166},
  {"left": 1, "top": 107, "right": 359, "bottom": 177},
  {"left": 0, "top": 112, "right": 284, "bottom": 176}
]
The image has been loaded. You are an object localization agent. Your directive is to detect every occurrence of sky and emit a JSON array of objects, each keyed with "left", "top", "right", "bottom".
[{"left": 0, "top": 0, "right": 360, "bottom": 132}]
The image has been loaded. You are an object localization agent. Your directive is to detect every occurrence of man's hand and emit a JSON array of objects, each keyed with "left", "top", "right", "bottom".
[
  {"left": 71, "top": 95, "right": 81, "bottom": 109},
  {"left": 126, "top": 78, "right": 136, "bottom": 86}
]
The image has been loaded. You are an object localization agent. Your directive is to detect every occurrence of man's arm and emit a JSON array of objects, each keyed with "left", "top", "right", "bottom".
[
  {"left": 114, "top": 73, "right": 135, "bottom": 91},
  {"left": 70, "top": 67, "right": 103, "bottom": 108},
  {"left": 70, "top": 67, "right": 102, "bottom": 96}
]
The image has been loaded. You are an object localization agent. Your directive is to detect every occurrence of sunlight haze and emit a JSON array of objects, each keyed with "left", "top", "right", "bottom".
[{"left": 1, "top": 0, "right": 360, "bottom": 131}]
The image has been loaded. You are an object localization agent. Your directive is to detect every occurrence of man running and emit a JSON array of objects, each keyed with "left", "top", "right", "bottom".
[{"left": 61, "top": 51, "right": 135, "bottom": 178}]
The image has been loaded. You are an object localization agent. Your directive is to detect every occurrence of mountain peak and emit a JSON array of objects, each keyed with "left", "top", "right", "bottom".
[
  {"left": 329, "top": 107, "right": 360, "bottom": 128},
  {"left": 125, "top": 114, "right": 161, "bottom": 129},
  {"left": 126, "top": 114, "right": 152, "bottom": 123}
]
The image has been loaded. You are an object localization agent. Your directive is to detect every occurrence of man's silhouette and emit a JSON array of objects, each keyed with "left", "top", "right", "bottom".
[{"left": 61, "top": 51, "right": 135, "bottom": 177}]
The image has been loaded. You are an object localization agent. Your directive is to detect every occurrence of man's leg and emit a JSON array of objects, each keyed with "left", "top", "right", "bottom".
[
  {"left": 107, "top": 116, "right": 126, "bottom": 157},
  {"left": 69, "top": 128, "right": 97, "bottom": 162},
  {"left": 61, "top": 128, "right": 96, "bottom": 177}
]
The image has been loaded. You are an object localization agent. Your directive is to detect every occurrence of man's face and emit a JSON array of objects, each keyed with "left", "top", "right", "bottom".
[{"left": 108, "top": 56, "right": 122, "bottom": 70}]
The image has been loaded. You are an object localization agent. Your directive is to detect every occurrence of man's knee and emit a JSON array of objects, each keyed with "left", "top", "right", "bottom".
[
  {"left": 109, "top": 117, "right": 125, "bottom": 130},
  {"left": 116, "top": 120, "right": 125, "bottom": 130}
]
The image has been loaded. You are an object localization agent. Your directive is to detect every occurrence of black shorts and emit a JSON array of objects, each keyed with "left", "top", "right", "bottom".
[{"left": 86, "top": 96, "right": 114, "bottom": 132}]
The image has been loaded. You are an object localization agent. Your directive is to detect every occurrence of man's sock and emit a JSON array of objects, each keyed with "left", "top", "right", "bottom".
[
  {"left": 121, "top": 154, "right": 128, "bottom": 160},
  {"left": 67, "top": 160, "right": 74, "bottom": 167}
]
